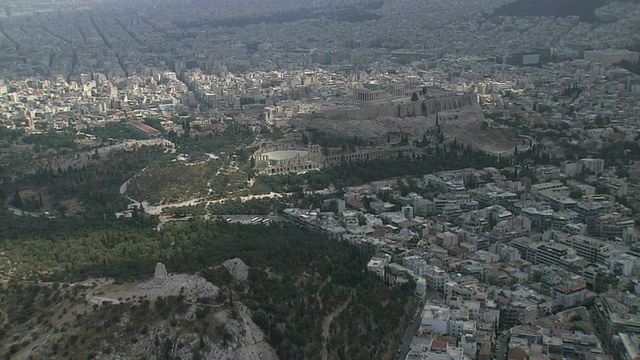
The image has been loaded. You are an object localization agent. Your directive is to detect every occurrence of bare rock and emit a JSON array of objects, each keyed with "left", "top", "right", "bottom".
[{"left": 223, "top": 258, "right": 249, "bottom": 282}]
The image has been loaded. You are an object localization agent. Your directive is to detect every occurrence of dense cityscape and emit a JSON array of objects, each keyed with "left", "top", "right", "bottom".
[{"left": 1, "top": 0, "right": 640, "bottom": 359}]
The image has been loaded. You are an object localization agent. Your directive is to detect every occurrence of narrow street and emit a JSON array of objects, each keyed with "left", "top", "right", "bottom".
[
  {"left": 396, "top": 303, "right": 423, "bottom": 360},
  {"left": 396, "top": 289, "right": 440, "bottom": 360},
  {"left": 495, "top": 332, "right": 509, "bottom": 360}
]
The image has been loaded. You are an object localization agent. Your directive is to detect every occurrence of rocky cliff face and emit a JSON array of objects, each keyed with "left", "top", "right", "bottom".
[
  {"left": 223, "top": 258, "right": 249, "bottom": 282},
  {"left": 24, "top": 271, "right": 278, "bottom": 360},
  {"left": 200, "top": 304, "right": 277, "bottom": 360},
  {"left": 110, "top": 302, "right": 278, "bottom": 360},
  {"left": 292, "top": 104, "right": 483, "bottom": 141},
  {"left": 311, "top": 93, "right": 478, "bottom": 120}
]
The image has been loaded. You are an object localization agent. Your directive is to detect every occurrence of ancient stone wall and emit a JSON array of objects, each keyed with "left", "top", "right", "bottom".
[
  {"left": 323, "top": 146, "right": 429, "bottom": 166},
  {"left": 317, "top": 93, "right": 477, "bottom": 120},
  {"left": 253, "top": 143, "right": 324, "bottom": 175},
  {"left": 253, "top": 143, "right": 432, "bottom": 175}
]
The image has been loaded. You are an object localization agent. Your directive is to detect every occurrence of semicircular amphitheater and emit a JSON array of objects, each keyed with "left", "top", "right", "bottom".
[{"left": 253, "top": 144, "right": 324, "bottom": 175}]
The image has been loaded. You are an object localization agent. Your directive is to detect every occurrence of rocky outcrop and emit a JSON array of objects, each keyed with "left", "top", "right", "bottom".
[
  {"left": 223, "top": 258, "right": 249, "bottom": 282},
  {"left": 105, "top": 302, "right": 278, "bottom": 360},
  {"left": 292, "top": 105, "right": 482, "bottom": 140},
  {"left": 310, "top": 93, "right": 477, "bottom": 120},
  {"left": 205, "top": 304, "right": 278, "bottom": 360},
  {"left": 165, "top": 304, "right": 278, "bottom": 360},
  {"left": 26, "top": 268, "right": 276, "bottom": 360}
]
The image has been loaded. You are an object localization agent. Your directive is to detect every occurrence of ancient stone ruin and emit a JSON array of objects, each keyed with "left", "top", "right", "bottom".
[{"left": 145, "top": 262, "right": 170, "bottom": 288}]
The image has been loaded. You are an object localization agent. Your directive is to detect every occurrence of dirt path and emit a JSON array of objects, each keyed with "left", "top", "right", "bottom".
[
  {"left": 0, "top": 309, "right": 7, "bottom": 326},
  {"left": 184, "top": 300, "right": 226, "bottom": 309},
  {"left": 315, "top": 276, "right": 331, "bottom": 311},
  {"left": 320, "top": 290, "right": 354, "bottom": 360},
  {"left": 121, "top": 172, "right": 287, "bottom": 216}
]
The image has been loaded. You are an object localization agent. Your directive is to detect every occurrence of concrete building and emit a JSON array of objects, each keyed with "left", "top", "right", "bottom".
[
  {"left": 557, "top": 235, "right": 607, "bottom": 264},
  {"left": 594, "top": 296, "right": 640, "bottom": 348},
  {"left": 414, "top": 198, "right": 437, "bottom": 217},
  {"left": 367, "top": 254, "right": 391, "bottom": 279},
  {"left": 584, "top": 49, "right": 639, "bottom": 65},
  {"left": 579, "top": 158, "right": 605, "bottom": 174},
  {"left": 436, "top": 231, "right": 459, "bottom": 248},
  {"left": 424, "top": 265, "right": 449, "bottom": 291},
  {"left": 501, "top": 301, "right": 540, "bottom": 326},
  {"left": 421, "top": 304, "right": 451, "bottom": 335},
  {"left": 403, "top": 204, "right": 415, "bottom": 220},
  {"left": 530, "top": 181, "right": 568, "bottom": 197},
  {"left": 539, "top": 271, "right": 588, "bottom": 308},
  {"left": 612, "top": 332, "right": 640, "bottom": 360},
  {"left": 595, "top": 214, "right": 635, "bottom": 238}
]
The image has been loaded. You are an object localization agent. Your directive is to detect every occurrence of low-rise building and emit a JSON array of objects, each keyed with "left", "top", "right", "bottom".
[{"left": 126, "top": 121, "right": 162, "bottom": 138}]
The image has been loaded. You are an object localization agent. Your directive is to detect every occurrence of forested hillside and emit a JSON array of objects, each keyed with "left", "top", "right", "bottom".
[{"left": 0, "top": 217, "right": 417, "bottom": 359}]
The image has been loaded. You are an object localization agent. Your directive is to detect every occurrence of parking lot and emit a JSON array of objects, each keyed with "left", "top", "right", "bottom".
[{"left": 215, "top": 214, "right": 282, "bottom": 225}]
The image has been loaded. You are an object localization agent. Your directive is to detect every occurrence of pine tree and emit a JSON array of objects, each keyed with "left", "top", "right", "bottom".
[{"left": 10, "top": 190, "right": 24, "bottom": 208}]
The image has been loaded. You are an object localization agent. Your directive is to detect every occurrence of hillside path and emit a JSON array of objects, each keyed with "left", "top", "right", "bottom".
[{"left": 320, "top": 290, "right": 354, "bottom": 360}]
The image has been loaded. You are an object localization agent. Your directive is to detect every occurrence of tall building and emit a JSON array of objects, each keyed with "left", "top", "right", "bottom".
[
  {"left": 611, "top": 333, "right": 640, "bottom": 360},
  {"left": 579, "top": 158, "right": 605, "bottom": 174},
  {"left": 402, "top": 204, "right": 415, "bottom": 220}
]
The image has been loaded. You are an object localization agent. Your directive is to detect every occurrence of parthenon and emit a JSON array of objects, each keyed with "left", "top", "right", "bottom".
[{"left": 353, "top": 85, "right": 406, "bottom": 103}]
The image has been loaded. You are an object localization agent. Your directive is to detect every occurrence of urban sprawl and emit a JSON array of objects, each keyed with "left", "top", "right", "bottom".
[{"left": 1, "top": 0, "right": 640, "bottom": 359}]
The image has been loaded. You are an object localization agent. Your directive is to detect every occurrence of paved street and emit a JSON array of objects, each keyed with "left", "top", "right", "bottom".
[
  {"left": 396, "top": 290, "right": 440, "bottom": 360},
  {"left": 495, "top": 332, "right": 509, "bottom": 360},
  {"left": 396, "top": 302, "right": 423, "bottom": 360}
]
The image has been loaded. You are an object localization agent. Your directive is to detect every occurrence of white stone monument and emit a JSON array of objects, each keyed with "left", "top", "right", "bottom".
[{"left": 153, "top": 262, "right": 168, "bottom": 286}]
